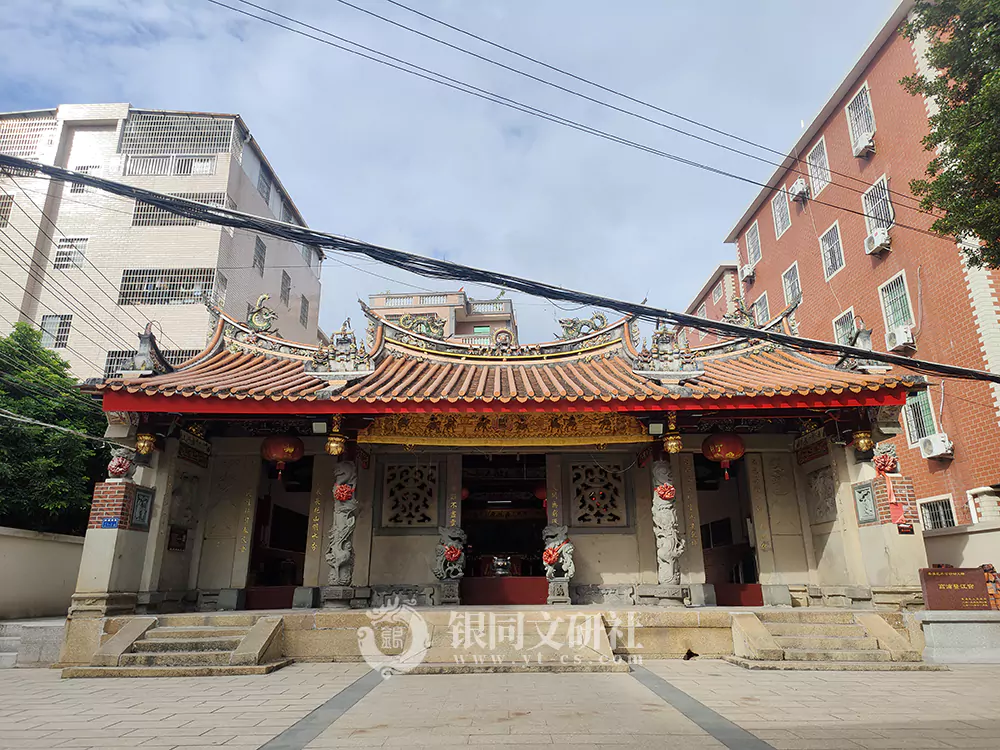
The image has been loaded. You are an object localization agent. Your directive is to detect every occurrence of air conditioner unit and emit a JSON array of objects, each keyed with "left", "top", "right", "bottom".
[
  {"left": 852, "top": 132, "right": 876, "bottom": 158},
  {"left": 885, "top": 325, "right": 915, "bottom": 351},
  {"left": 789, "top": 178, "right": 809, "bottom": 203},
  {"left": 740, "top": 265, "right": 755, "bottom": 283},
  {"left": 920, "top": 432, "right": 954, "bottom": 460},
  {"left": 865, "top": 227, "right": 891, "bottom": 255}
]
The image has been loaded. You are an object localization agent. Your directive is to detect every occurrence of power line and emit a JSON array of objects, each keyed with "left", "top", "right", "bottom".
[
  {"left": 198, "top": 0, "right": 946, "bottom": 244},
  {"left": 374, "top": 0, "right": 932, "bottom": 214},
  {"left": 0, "top": 406, "right": 126, "bottom": 448},
  {"left": 4, "top": 170, "right": 186, "bottom": 349},
  {"left": 305, "top": 0, "right": 932, "bottom": 216},
  {"left": 9, "top": 156, "right": 999, "bottom": 387}
]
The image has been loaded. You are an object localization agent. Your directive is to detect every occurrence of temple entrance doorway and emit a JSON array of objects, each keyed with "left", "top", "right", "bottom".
[
  {"left": 460, "top": 454, "right": 549, "bottom": 605},
  {"left": 694, "top": 454, "right": 761, "bottom": 606},
  {"left": 245, "top": 456, "right": 313, "bottom": 609}
]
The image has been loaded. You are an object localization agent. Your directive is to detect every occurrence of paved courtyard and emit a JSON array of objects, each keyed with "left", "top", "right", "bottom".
[{"left": 1, "top": 661, "right": 998, "bottom": 749}]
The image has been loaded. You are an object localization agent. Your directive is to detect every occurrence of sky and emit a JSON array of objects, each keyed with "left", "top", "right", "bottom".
[{"left": 1, "top": 0, "right": 900, "bottom": 343}]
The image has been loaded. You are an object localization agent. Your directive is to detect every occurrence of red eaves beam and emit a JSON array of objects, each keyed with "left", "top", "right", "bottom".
[{"left": 102, "top": 389, "right": 908, "bottom": 415}]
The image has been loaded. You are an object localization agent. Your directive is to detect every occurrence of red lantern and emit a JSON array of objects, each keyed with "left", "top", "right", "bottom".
[
  {"left": 261, "top": 435, "right": 305, "bottom": 478},
  {"left": 701, "top": 433, "right": 745, "bottom": 480},
  {"left": 534, "top": 486, "right": 547, "bottom": 501},
  {"left": 461, "top": 487, "right": 470, "bottom": 501}
]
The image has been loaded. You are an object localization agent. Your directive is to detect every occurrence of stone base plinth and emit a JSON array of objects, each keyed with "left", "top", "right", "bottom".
[
  {"left": 293, "top": 587, "right": 319, "bottom": 609},
  {"left": 135, "top": 591, "right": 164, "bottom": 614},
  {"left": 370, "top": 585, "right": 436, "bottom": 607},
  {"left": 217, "top": 588, "right": 245, "bottom": 611},
  {"left": 547, "top": 577, "right": 571, "bottom": 605},
  {"left": 761, "top": 584, "right": 792, "bottom": 607},
  {"left": 574, "top": 584, "right": 636, "bottom": 606},
  {"left": 635, "top": 584, "right": 687, "bottom": 607},
  {"left": 439, "top": 580, "right": 460, "bottom": 605},
  {"left": 686, "top": 584, "right": 716, "bottom": 607},
  {"left": 322, "top": 586, "right": 372, "bottom": 609},
  {"left": 918, "top": 610, "right": 1000, "bottom": 664},
  {"left": 68, "top": 593, "right": 137, "bottom": 618}
]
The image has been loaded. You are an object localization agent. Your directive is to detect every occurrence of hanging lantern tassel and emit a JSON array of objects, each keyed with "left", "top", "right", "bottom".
[{"left": 701, "top": 432, "right": 746, "bottom": 481}]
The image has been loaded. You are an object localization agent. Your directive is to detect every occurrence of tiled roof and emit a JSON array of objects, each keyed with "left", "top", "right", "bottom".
[{"left": 99, "top": 311, "right": 922, "bottom": 406}]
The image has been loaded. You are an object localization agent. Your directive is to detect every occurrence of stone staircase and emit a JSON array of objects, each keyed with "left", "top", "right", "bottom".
[
  {"left": 0, "top": 623, "right": 20, "bottom": 668},
  {"left": 62, "top": 615, "right": 292, "bottom": 678},
  {"left": 726, "top": 610, "right": 945, "bottom": 671}
]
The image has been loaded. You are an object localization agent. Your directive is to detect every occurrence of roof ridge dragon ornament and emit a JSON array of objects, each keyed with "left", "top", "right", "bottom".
[{"left": 555, "top": 312, "right": 607, "bottom": 340}]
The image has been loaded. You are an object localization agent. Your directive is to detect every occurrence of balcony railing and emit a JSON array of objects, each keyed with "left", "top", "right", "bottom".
[
  {"left": 382, "top": 295, "right": 415, "bottom": 308},
  {"left": 456, "top": 335, "right": 491, "bottom": 347},
  {"left": 470, "top": 301, "right": 508, "bottom": 314},
  {"left": 418, "top": 294, "right": 448, "bottom": 306}
]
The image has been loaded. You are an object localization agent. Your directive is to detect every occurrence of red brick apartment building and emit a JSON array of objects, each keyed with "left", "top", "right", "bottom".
[
  {"left": 676, "top": 264, "right": 739, "bottom": 348},
  {"left": 722, "top": 1, "right": 1000, "bottom": 545}
]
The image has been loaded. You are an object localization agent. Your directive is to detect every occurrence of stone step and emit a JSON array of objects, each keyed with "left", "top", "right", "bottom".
[
  {"left": 0, "top": 636, "right": 20, "bottom": 653},
  {"left": 723, "top": 656, "right": 947, "bottom": 672},
  {"left": 119, "top": 650, "right": 233, "bottom": 668},
  {"left": 0, "top": 653, "right": 16, "bottom": 669},
  {"left": 757, "top": 610, "right": 857, "bottom": 624},
  {"left": 0, "top": 624, "right": 22, "bottom": 638},
  {"left": 144, "top": 626, "right": 249, "bottom": 639},
  {"left": 132, "top": 637, "right": 243, "bottom": 653},
  {"left": 62, "top": 659, "right": 293, "bottom": 679},
  {"left": 782, "top": 648, "right": 890, "bottom": 662},
  {"left": 772, "top": 635, "right": 878, "bottom": 651},
  {"left": 764, "top": 622, "right": 868, "bottom": 637}
]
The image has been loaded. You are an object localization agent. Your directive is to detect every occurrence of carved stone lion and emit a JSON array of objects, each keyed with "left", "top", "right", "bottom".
[
  {"left": 542, "top": 524, "right": 575, "bottom": 579},
  {"left": 432, "top": 526, "right": 467, "bottom": 580}
]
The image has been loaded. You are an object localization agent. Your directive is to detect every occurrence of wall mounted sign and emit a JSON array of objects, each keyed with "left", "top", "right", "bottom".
[
  {"left": 178, "top": 430, "right": 211, "bottom": 468},
  {"left": 853, "top": 481, "right": 877, "bottom": 524},
  {"left": 167, "top": 525, "right": 188, "bottom": 551},
  {"left": 920, "top": 568, "right": 991, "bottom": 610},
  {"left": 101, "top": 517, "right": 119, "bottom": 529},
  {"left": 131, "top": 487, "right": 155, "bottom": 531}
]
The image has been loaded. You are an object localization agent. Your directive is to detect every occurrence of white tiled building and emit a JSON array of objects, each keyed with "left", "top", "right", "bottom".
[{"left": 0, "top": 103, "right": 322, "bottom": 380}]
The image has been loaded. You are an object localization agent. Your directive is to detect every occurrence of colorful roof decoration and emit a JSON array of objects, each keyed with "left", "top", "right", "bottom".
[{"left": 97, "top": 298, "right": 924, "bottom": 414}]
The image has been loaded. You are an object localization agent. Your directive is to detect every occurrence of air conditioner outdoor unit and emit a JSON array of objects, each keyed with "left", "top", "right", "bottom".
[
  {"left": 885, "top": 325, "right": 915, "bottom": 352},
  {"left": 789, "top": 178, "right": 809, "bottom": 203},
  {"left": 920, "top": 432, "right": 954, "bottom": 460},
  {"left": 740, "top": 265, "right": 755, "bottom": 283},
  {"left": 852, "top": 132, "right": 876, "bottom": 158},
  {"left": 865, "top": 227, "right": 892, "bottom": 255}
]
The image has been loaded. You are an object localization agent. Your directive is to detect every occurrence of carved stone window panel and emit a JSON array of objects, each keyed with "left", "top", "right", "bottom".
[
  {"left": 381, "top": 460, "right": 440, "bottom": 528},
  {"left": 568, "top": 459, "right": 629, "bottom": 528}
]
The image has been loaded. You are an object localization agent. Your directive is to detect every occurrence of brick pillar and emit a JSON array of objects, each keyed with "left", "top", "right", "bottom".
[{"left": 88, "top": 481, "right": 137, "bottom": 531}]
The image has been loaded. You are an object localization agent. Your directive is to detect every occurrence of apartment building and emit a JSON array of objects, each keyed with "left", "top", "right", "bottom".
[
  {"left": 0, "top": 103, "right": 322, "bottom": 380},
  {"left": 367, "top": 290, "right": 517, "bottom": 346},
  {"left": 723, "top": 1, "right": 1000, "bottom": 546},
  {"left": 675, "top": 264, "right": 739, "bottom": 348}
]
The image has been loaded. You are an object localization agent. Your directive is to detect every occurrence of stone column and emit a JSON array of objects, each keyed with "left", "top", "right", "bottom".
[
  {"left": 745, "top": 453, "right": 792, "bottom": 606},
  {"left": 542, "top": 454, "right": 573, "bottom": 604},
  {"left": 637, "top": 458, "right": 687, "bottom": 606},
  {"left": 322, "top": 459, "right": 360, "bottom": 608},
  {"left": 431, "top": 454, "right": 465, "bottom": 605},
  {"left": 137, "top": 438, "right": 179, "bottom": 613},
  {"left": 675, "top": 452, "right": 714, "bottom": 606},
  {"left": 299, "top": 452, "right": 335, "bottom": 608}
]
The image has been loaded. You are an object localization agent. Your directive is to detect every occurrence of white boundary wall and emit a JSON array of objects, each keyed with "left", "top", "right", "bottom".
[{"left": 0, "top": 526, "right": 83, "bottom": 619}]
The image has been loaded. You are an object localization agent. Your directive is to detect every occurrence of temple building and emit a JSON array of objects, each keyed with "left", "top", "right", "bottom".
[{"left": 59, "top": 297, "right": 936, "bottom": 670}]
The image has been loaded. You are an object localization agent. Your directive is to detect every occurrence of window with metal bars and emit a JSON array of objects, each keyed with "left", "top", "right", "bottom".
[
  {"left": 253, "top": 237, "right": 267, "bottom": 276},
  {"left": 70, "top": 166, "right": 98, "bottom": 193},
  {"left": 118, "top": 112, "right": 237, "bottom": 156},
  {"left": 863, "top": 176, "right": 894, "bottom": 233},
  {"left": 299, "top": 295, "right": 309, "bottom": 327},
  {"left": 752, "top": 293, "right": 769, "bottom": 326},
  {"left": 214, "top": 272, "right": 227, "bottom": 307},
  {"left": 782, "top": 263, "right": 801, "bottom": 305},
  {"left": 118, "top": 268, "right": 216, "bottom": 306},
  {"left": 807, "top": 139, "right": 831, "bottom": 196},
  {"left": 103, "top": 348, "right": 202, "bottom": 378},
  {"left": 833, "top": 309, "right": 856, "bottom": 345},
  {"left": 257, "top": 170, "right": 271, "bottom": 203},
  {"left": 772, "top": 190, "right": 791, "bottom": 238},
  {"left": 280, "top": 271, "right": 291, "bottom": 305},
  {"left": 919, "top": 498, "right": 955, "bottom": 530},
  {"left": 131, "top": 192, "right": 230, "bottom": 227},
  {"left": 696, "top": 303, "right": 708, "bottom": 339},
  {"left": 0, "top": 194, "right": 10, "bottom": 227},
  {"left": 173, "top": 155, "right": 216, "bottom": 176},
  {"left": 53, "top": 237, "right": 88, "bottom": 270},
  {"left": 40, "top": 314, "right": 71, "bottom": 349},
  {"left": 904, "top": 390, "right": 936, "bottom": 443},
  {"left": 712, "top": 282, "right": 723, "bottom": 303},
  {"left": 0, "top": 115, "right": 57, "bottom": 160},
  {"left": 745, "top": 221, "right": 762, "bottom": 266},
  {"left": 846, "top": 83, "right": 876, "bottom": 150},
  {"left": 819, "top": 223, "right": 845, "bottom": 279},
  {"left": 300, "top": 244, "right": 313, "bottom": 267},
  {"left": 879, "top": 273, "right": 913, "bottom": 329}
]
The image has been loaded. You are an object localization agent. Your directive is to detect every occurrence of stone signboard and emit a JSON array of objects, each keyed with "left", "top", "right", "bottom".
[{"left": 920, "top": 568, "right": 991, "bottom": 610}]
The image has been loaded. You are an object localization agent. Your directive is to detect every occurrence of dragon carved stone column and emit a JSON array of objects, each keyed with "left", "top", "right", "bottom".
[
  {"left": 643, "top": 459, "right": 688, "bottom": 606},
  {"left": 323, "top": 460, "right": 359, "bottom": 607}
]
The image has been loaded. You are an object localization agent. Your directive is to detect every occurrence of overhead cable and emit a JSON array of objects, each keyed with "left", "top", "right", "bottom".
[{"left": 7, "top": 155, "right": 999, "bottom": 386}]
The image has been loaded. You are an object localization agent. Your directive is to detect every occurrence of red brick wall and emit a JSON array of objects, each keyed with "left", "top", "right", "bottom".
[
  {"left": 731, "top": 29, "right": 1000, "bottom": 523},
  {"left": 88, "top": 481, "right": 136, "bottom": 530}
]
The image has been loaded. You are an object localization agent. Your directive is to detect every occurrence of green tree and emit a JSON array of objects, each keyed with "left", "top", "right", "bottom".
[
  {"left": 902, "top": 1, "right": 1000, "bottom": 266},
  {"left": 0, "top": 323, "right": 107, "bottom": 534}
]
